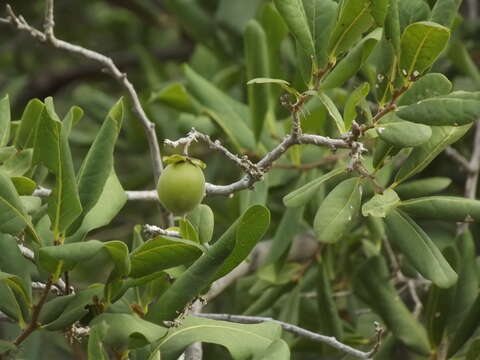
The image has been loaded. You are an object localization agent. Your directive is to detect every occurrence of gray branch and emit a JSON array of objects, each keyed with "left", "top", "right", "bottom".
[
  {"left": 445, "top": 146, "right": 474, "bottom": 173},
  {"left": 1, "top": 3, "right": 164, "bottom": 182},
  {"left": 195, "top": 313, "right": 381, "bottom": 359},
  {"left": 33, "top": 187, "right": 159, "bottom": 201}
]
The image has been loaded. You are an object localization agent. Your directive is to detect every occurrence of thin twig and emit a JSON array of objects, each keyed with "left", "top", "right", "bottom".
[{"left": 195, "top": 313, "right": 381, "bottom": 359}]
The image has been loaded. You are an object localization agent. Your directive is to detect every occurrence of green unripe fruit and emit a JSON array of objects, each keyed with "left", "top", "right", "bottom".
[{"left": 157, "top": 159, "right": 206, "bottom": 216}]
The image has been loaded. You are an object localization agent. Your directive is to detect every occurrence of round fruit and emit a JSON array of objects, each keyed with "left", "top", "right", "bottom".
[{"left": 157, "top": 160, "right": 206, "bottom": 215}]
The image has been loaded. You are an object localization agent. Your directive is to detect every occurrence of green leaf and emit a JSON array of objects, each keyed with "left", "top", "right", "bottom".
[
  {"left": 186, "top": 204, "right": 214, "bottom": 244},
  {"left": 398, "top": 0, "right": 431, "bottom": 32},
  {"left": 252, "top": 339, "right": 290, "bottom": 360},
  {"left": 14, "top": 99, "right": 44, "bottom": 150},
  {"left": 314, "top": 177, "right": 362, "bottom": 243},
  {"left": 448, "top": 42, "right": 480, "bottom": 89},
  {"left": 384, "top": 209, "right": 457, "bottom": 288},
  {"left": 424, "top": 247, "right": 457, "bottom": 346},
  {"left": 263, "top": 207, "right": 305, "bottom": 265},
  {"left": 376, "top": 113, "right": 432, "bottom": 147},
  {"left": 354, "top": 256, "right": 431, "bottom": 354},
  {"left": 156, "top": 316, "right": 283, "bottom": 360},
  {"left": 245, "top": 20, "right": 271, "bottom": 142},
  {"left": 214, "top": 204, "right": 270, "bottom": 279},
  {"left": 362, "top": 189, "right": 400, "bottom": 217},
  {"left": 39, "top": 286, "right": 104, "bottom": 330},
  {"left": 466, "top": 338, "right": 480, "bottom": 360},
  {"left": 130, "top": 236, "right": 203, "bottom": 278},
  {"left": 448, "top": 294, "right": 480, "bottom": 358},
  {"left": 184, "top": 65, "right": 255, "bottom": 152},
  {"left": 0, "top": 148, "right": 33, "bottom": 176},
  {"left": 317, "top": 92, "right": 345, "bottom": 134},
  {"left": 70, "top": 98, "right": 124, "bottom": 234},
  {"left": 399, "top": 21, "right": 450, "bottom": 78},
  {"left": 370, "top": 0, "right": 390, "bottom": 26},
  {"left": 273, "top": 0, "right": 337, "bottom": 74},
  {"left": 149, "top": 83, "right": 196, "bottom": 113},
  {"left": 0, "top": 171, "right": 39, "bottom": 242},
  {"left": 430, "top": 0, "right": 461, "bottom": 28},
  {"left": 39, "top": 240, "right": 130, "bottom": 278},
  {"left": 11, "top": 176, "right": 36, "bottom": 196},
  {"left": 395, "top": 177, "right": 451, "bottom": 199},
  {"left": 343, "top": 82, "right": 370, "bottom": 129},
  {"left": 66, "top": 170, "right": 127, "bottom": 243},
  {"left": 316, "top": 258, "right": 343, "bottom": 339},
  {"left": 399, "top": 196, "right": 480, "bottom": 222},
  {"left": 0, "top": 272, "right": 30, "bottom": 314},
  {"left": 396, "top": 94, "right": 480, "bottom": 126},
  {"left": 385, "top": 0, "right": 400, "bottom": 52},
  {"left": 0, "top": 95, "right": 10, "bottom": 147},
  {"left": 33, "top": 98, "right": 82, "bottom": 236},
  {"left": 91, "top": 313, "right": 167, "bottom": 350},
  {"left": 147, "top": 205, "right": 269, "bottom": 323},
  {"left": 393, "top": 124, "right": 471, "bottom": 185},
  {"left": 397, "top": 73, "right": 452, "bottom": 106},
  {"left": 179, "top": 218, "right": 200, "bottom": 243},
  {"left": 88, "top": 324, "right": 108, "bottom": 360},
  {"left": 322, "top": 28, "right": 382, "bottom": 89},
  {"left": 283, "top": 168, "right": 345, "bottom": 207},
  {"left": 0, "top": 340, "right": 16, "bottom": 355},
  {"left": 328, "top": 0, "right": 374, "bottom": 57}
]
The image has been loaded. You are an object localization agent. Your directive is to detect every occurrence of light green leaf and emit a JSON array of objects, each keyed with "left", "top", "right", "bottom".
[
  {"left": 11, "top": 176, "right": 36, "bottom": 196},
  {"left": 70, "top": 98, "right": 124, "bottom": 234},
  {"left": 14, "top": 98, "right": 44, "bottom": 150},
  {"left": 328, "top": 0, "right": 374, "bottom": 57},
  {"left": 130, "top": 236, "right": 203, "bottom": 278},
  {"left": 400, "top": 21, "right": 450, "bottom": 78},
  {"left": 317, "top": 92, "right": 345, "bottom": 134},
  {"left": 33, "top": 98, "right": 82, "bottom": 236},
  {"left": 66, "top": 170, "right": 127, "bottom": 243},
  {"left": 252, "top": 339, "right": 290, "bottom": 360},
  {"left": 362, "top": 189, "right": 400, "bottom": 217},
  {"left": 314, "top": 177, "right": 362, "bottom": 243},
  {"left": 393, "top": 124, "right": 471, "bottom": 185},
  {"left": 283, "top": 167, "right": 345, "bottom": 207},
  {"left": 187, "top": 204, "right": 214, "bottom": 244},
  {"left": 0, "top": 95, "right": 10, "bottom": 147},
  {"left": 1, "top": 148, "right": 33, "bottom": 176},
  {"left": 179, "top": 218, "right": 200, "bottom": 243},
  {"left": 88, "top": 324, "right": 108, "bottom": 360},
  {"left": 384, "top": 209, "right": 457, "bottom": 288},
  {"left": 156, "top": 316, "right": 283, "bottom": 360},
  {"left": 0, "top": 171, "right": 39, "bottom": 242}
]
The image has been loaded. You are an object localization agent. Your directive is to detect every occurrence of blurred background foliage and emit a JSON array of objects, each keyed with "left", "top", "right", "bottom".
[{"left": 1, "top": 0, "right": 480, "bottom": 359}]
